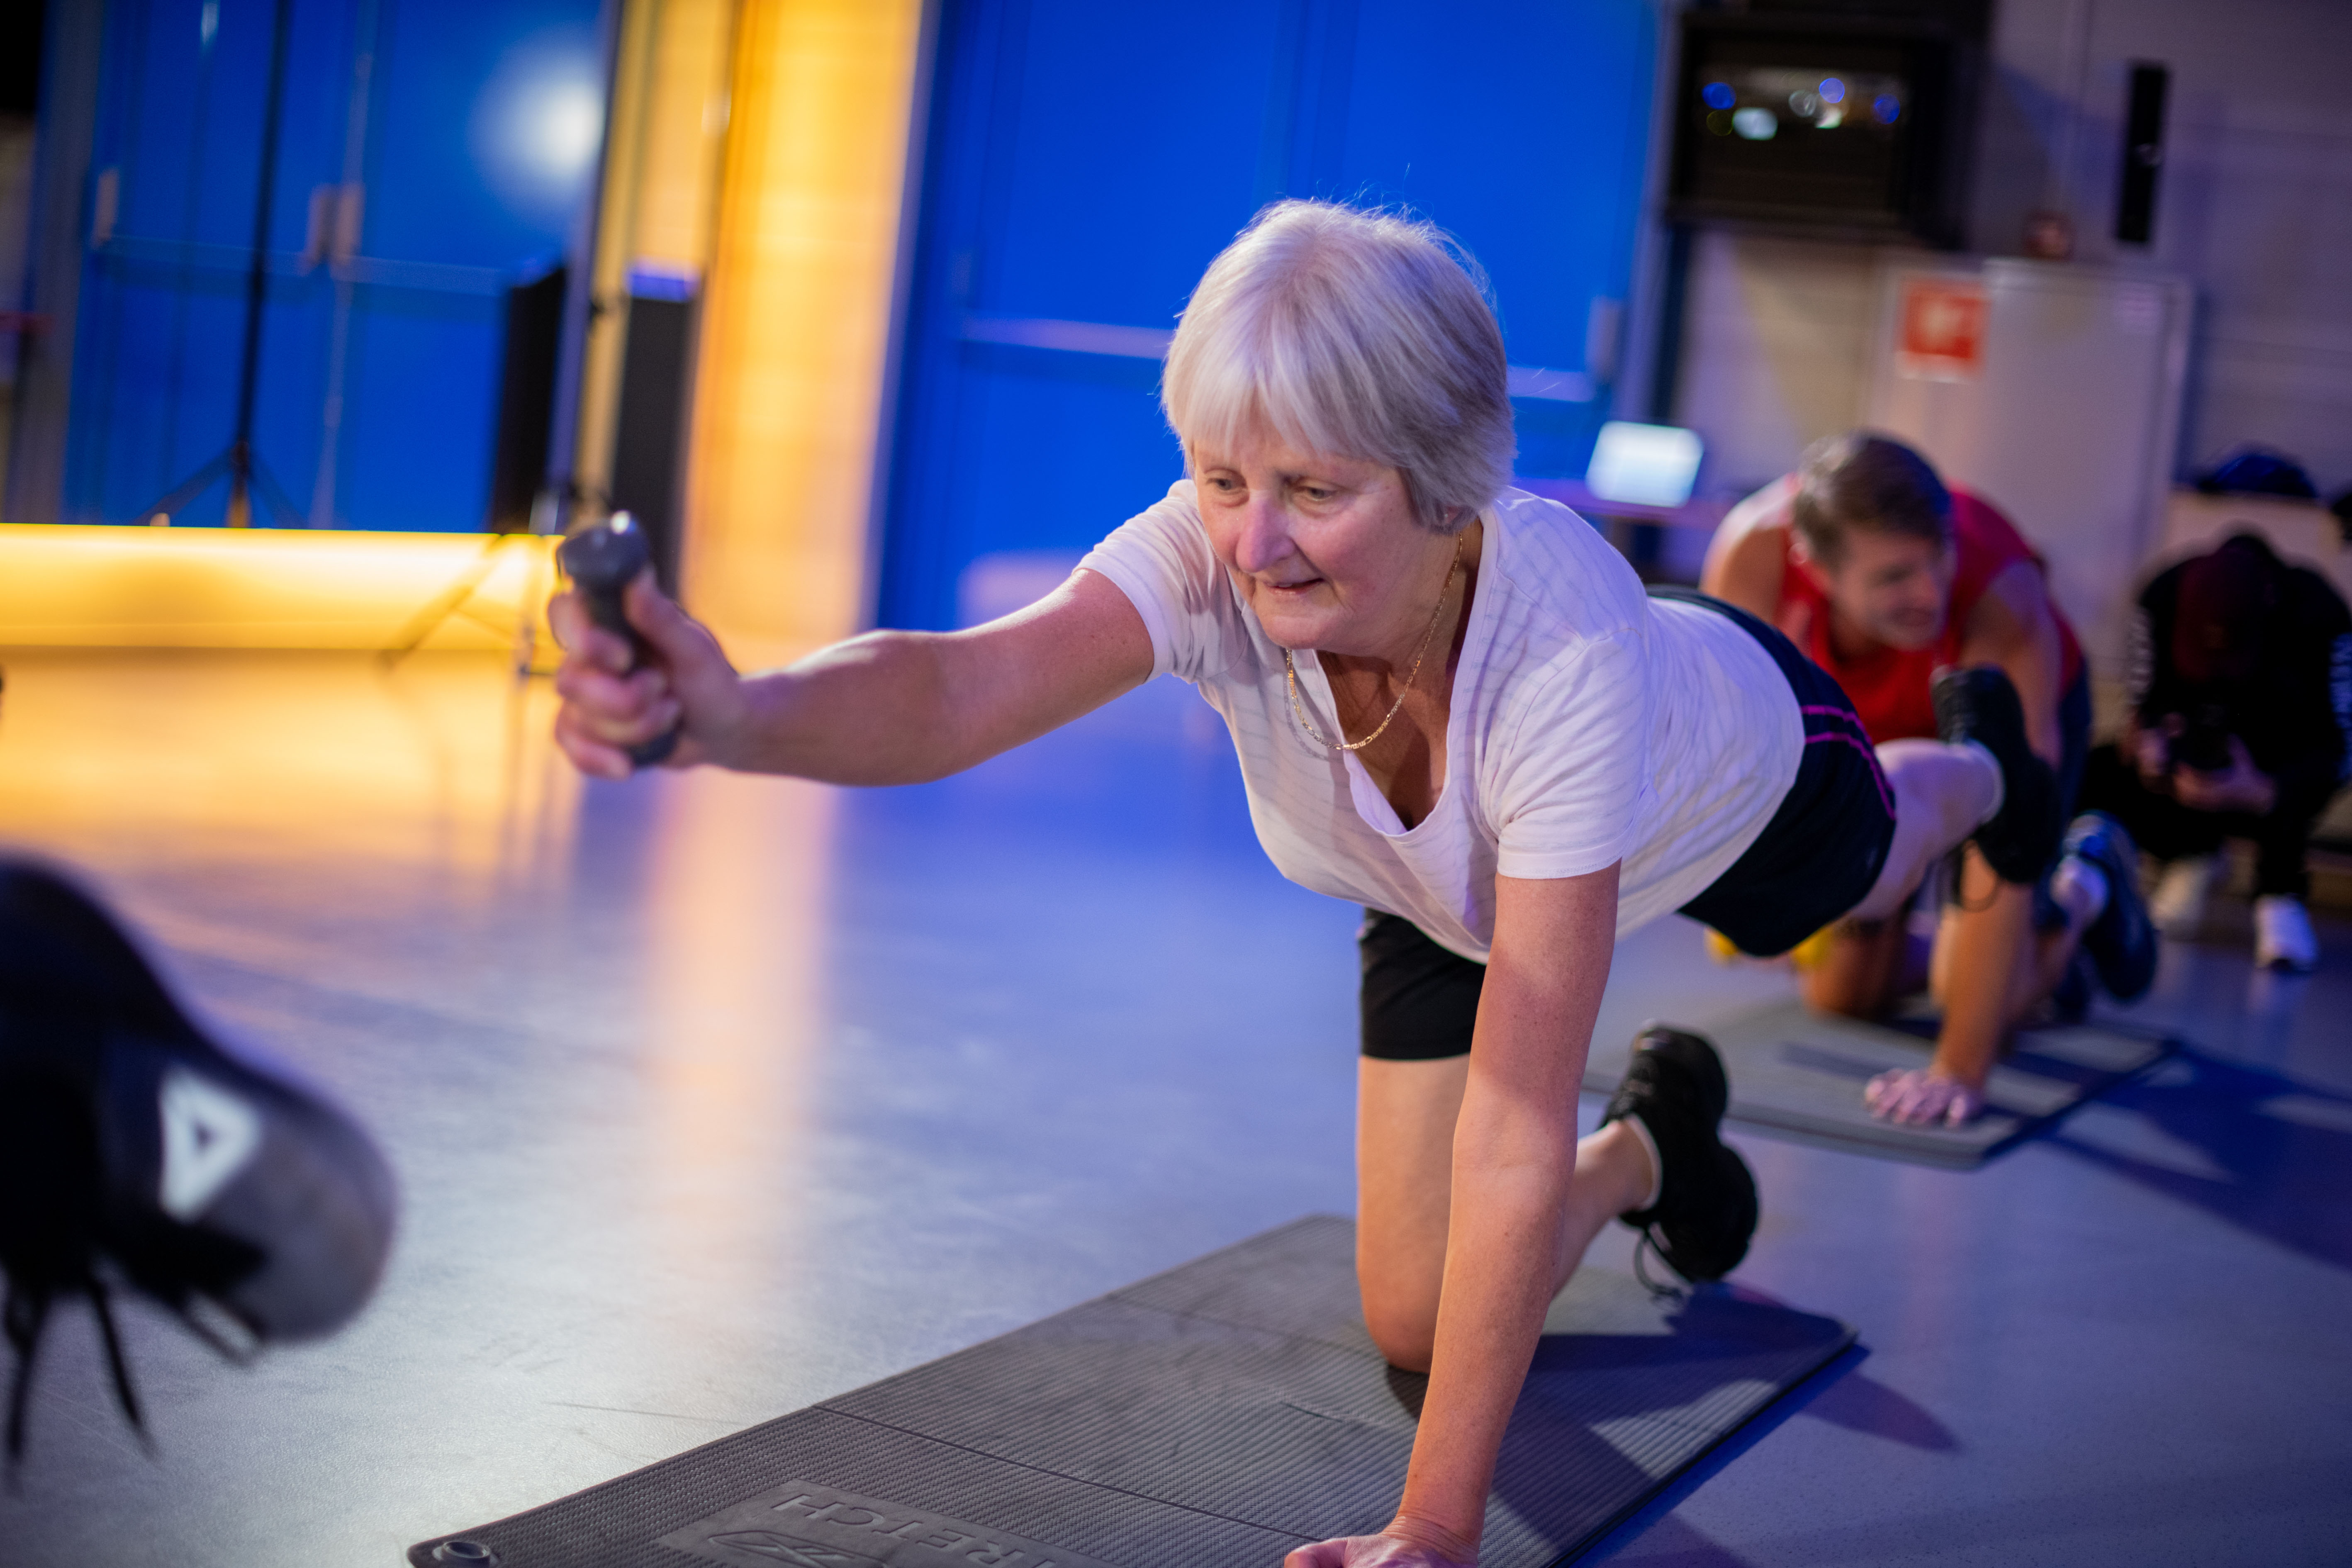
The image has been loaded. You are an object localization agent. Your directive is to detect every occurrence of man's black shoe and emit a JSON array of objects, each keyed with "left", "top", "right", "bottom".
[
  {"left": 1600, "top": 1025, "right": 1757, "bottom": 1283},
  {"left": 1932, "top": 665, "right": 2063, "bottom": 884},
  {"left": 0, "top": 860, "right": 397, "bottom": 1463},
  {"left": 2047, "top": 947, "right": 2094, "bottom": 1023},
  {"left": 2062, "top": 812, "right": 2158, "bottom": 1002}
]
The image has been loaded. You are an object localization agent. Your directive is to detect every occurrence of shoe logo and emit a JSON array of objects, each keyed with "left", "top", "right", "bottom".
[{"left": 159, "top": 1069, "right": 263, "bottom": 1220}]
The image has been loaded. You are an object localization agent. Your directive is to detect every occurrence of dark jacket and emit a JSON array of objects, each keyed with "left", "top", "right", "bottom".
[{"left": 2128, "top": 535, "right": 2352, "bottom": 812}]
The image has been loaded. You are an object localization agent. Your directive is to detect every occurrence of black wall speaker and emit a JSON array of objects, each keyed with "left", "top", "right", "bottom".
[
  {"left": 486, "top": 265, "right": 567, "bottom": 534},
  {"left": 2115, "top": 62, "right": 2168, "bottom": 245},
  {"left": 610, "top": 279, "right": 699, "bottom": 595}
]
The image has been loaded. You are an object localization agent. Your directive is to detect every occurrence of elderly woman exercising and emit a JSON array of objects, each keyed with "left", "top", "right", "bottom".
[{"left": 551, "top": 201, "right": 2053, "bottom": 1568}]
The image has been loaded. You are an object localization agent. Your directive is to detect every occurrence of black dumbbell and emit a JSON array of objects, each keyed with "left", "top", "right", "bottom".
[{"left": 557, "top": 512, "right": 681, "bottom": 769}]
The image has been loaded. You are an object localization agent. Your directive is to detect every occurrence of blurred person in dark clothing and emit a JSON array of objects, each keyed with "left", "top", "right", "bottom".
[{"left": 2083, "top": 533, "right": 2352, "bottom": 972}]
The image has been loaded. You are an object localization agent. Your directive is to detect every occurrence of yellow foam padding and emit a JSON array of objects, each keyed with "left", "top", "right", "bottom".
[
  {"left": 0, "top": 523, "right": 556, "bottom": 651},
  {"left": 1788, "top": 924, "right": 1837, "bottom": 971},
  {"left": 1709, "top": 924, "right": 1836, "bottom": 968}
]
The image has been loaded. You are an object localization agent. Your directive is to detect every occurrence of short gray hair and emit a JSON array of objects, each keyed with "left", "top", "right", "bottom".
[{"left": 1161, "top": 200, "right": 1513, "bottom": 533}]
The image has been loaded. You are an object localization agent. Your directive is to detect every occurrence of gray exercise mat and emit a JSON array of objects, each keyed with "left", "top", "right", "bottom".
[
  {"left": 408, "top": 1215, "right": 1853, "bottom": 1568},
  {"left": 1584, "top": 999, "right": 2177, "bottom": 1169}
]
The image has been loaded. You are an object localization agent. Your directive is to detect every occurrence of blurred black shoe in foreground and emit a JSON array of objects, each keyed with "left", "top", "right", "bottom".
[{"left": 0, "top": 859, "right": 396, "bottom": 1467}]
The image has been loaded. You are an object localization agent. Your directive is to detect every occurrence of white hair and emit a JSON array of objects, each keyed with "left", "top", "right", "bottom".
[{"left": 1161, "top": 200, "right": 1514, "bottom": 533}]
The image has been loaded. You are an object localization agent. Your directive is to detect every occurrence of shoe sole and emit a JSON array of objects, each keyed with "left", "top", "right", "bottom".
[
  {"left": 1935, "top": 668, "right": 2062, "bottom": 883},
  {"left": 1630, "top": 1022, "right": 1729, "bottom": 1128},
  {"left": 1654, "top": 1144, "right": 1757, "bottom": 1281}
]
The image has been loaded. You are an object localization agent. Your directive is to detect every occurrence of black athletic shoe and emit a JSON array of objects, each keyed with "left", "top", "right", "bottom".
[
  {"left": 2061, "top": 811, "right": 2157, "bottom": 1003},
  {"left": 1600, "top": 1025, "right": 1757, "bottom": 1283},
  {"left": 0, "top": 860, "right": 397, "bottom": 1464},
  {"left": 1931, "top": 665, "right": 2063, "bottom": 884}
]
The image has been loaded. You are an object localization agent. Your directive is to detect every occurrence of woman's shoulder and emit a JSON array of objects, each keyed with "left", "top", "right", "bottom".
[
  {"left": 1077, "top": 478, "right": 1255, "bottom": 686},
  {"left": 1131, "top": 475, "right": 1205, "bottom": 533},
  {"left": 1485, "top": 487, "right": 1650, "bottom": 645},
  {"left": 1083, "top": 478, "right": 1212, "bottom": 573}
]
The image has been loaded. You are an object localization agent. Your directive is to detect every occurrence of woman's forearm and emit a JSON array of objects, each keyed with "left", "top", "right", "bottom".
[
  {"left": 1390, "top": 1161, "right": 1574, "bottom": 1549},
  {"left": 724, "top": 631, "right": 975, "bottom": 784},
  {"left": 1387, "top": 870, "right": 1618, "bottom": 1557},
  {"left": 713, "top": 573, "right": 1154, "bottom": 785}
]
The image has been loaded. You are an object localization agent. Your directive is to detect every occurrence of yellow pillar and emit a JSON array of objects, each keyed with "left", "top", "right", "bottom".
[
  {"left": 686, "top": 0, "right": 927, "bottom": 661},
  {"left": 573, "top": 0, "right": 736, "bottom": 534}
]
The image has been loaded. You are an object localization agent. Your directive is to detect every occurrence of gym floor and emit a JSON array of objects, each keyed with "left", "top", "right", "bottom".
[{"left": 4, "top": 649, "right": 2348, "bottom": 1567}]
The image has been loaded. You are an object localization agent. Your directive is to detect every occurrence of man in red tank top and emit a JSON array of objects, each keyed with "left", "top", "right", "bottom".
[{"left": 1703, "top": 433, "right": 2155, "bottom": 1125}]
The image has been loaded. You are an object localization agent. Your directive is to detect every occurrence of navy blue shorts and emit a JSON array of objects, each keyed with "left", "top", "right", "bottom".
[
  {"left": 1658, "top": 589, "right": 1897, "bottom": 958},
  {"left": 1359, "top": 589, "right": 1896, "bottom": 1061}
]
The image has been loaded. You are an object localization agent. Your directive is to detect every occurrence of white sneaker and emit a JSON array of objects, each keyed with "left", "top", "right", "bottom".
[
  {"left": 2254, "top": 895, "right": 2319, "bottom": 974},
  {"left": 2149, "top": 856, "right": 2216, "bottom": 937}
]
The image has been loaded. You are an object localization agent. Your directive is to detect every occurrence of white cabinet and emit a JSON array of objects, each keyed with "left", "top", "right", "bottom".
[{"left": 1865, "top": 258, "right": 2194, "bottom": 677}]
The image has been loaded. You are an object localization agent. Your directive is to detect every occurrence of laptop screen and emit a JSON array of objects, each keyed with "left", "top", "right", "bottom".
[{"left": 1585, "top": 421, "right": 1703, "bottom": 507}]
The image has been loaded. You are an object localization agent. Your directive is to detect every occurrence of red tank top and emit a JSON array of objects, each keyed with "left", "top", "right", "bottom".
[{"left": 1775, "top": 486, "right": 2084, "bottom": 743}]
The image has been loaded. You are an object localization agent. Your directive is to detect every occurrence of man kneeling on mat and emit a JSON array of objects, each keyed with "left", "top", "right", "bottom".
[
  {"left": 1703, "top": 434, "right": 2158, "bottom": 1126},
  {"left": 553, "top": 202, "right": 2052, "bottom": 1568}
]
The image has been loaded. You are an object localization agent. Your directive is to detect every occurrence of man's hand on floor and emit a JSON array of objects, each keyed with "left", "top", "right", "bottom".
[{"left": 1865, "top": 1066, "right": 1985, "bottom": 1126}]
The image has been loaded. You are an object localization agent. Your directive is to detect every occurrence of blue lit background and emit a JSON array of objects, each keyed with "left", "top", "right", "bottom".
[
  {"left": 877, "top": 0, "right": 1658, "bottom": 629},
  {"left": 63, "top": 0, "right": 601, "bottom": 531},
  {"left": 54, "top": 0, "right": 1661, "bottom": 633}
]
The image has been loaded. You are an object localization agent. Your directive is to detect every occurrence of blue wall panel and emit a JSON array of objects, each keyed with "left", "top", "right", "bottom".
[
  {"left": 1334, "top": 0, "right": 1653, "bottom": 477},
  {"left": 952, "top": 348, "right": 1176, "bottom": 565},
  {"left": 879, "top": 0, "right": 1657, "bottom": 630},
  {"left": 63, "top": 0, "right": 601, "bottom": 531},
  {"left": 980, "top": 2, "right": 1286, "bottom": 327}
]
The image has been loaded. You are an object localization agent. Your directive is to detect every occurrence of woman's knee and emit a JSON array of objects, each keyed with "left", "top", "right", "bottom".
[
  {"left": 1360, "top": 1291, "right": 1439, "bottom": 1373},
  {"left": 1356, "top": 1251, "right": 1442, "bottom": 1371}
]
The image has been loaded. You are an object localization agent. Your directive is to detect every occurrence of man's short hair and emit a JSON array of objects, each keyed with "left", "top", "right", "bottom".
[
  {"left": 1161, "top": 200, "right": 1514, "bottom": 534},
  {"left": 1790, "top": 432, "right": 1953, "bottom": 564}
]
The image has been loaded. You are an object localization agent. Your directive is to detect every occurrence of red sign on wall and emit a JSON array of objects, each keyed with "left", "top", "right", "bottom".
[{"left": 1895, "top": 278, "right": 1988, "bottom": 381}]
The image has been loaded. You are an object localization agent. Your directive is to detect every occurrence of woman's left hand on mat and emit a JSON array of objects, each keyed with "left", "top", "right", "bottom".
[{"left": 1284, "top": 1518, "right": 1478, "bottom": 1567}]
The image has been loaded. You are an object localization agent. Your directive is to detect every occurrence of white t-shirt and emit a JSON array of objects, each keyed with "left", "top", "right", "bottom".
[{"left": 1077, "top": 482, "right": 1804, "bottom": 962}]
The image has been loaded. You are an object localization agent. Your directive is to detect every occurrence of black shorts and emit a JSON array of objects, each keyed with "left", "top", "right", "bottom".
[
  {"left": 1359, "top": 589, "right": 1895, "bottom": 1062},
  {"left": 1659, "top": 589, "right": 1895, "bottom": 959}
]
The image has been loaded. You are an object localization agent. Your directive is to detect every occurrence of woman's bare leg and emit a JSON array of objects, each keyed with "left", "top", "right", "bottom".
[{"left": 1355, "top": 1055, "right": 1653, "bottom": 1371}]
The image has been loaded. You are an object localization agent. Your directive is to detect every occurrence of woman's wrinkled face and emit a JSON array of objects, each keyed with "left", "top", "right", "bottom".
[{"left": 1191, "top": 426, "right": 1454, "bottom": 658}]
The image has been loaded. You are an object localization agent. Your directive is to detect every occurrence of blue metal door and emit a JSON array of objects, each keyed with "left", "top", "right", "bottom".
[
  {"left": 878, "top": 0, "right": 1657, "bottom": 630},
  {"left": 63, "top": 0, "right": 604, "bottom": 531}
]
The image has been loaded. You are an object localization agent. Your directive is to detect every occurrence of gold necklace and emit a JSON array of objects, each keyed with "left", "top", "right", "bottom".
[{"left": 1284, "top": 534, "right": 1467, "bottom": 754}]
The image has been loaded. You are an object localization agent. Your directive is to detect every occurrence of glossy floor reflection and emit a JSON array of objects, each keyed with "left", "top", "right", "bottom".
[{"left": 3, "top": 649, "right": 2348, "bottom": 1567}]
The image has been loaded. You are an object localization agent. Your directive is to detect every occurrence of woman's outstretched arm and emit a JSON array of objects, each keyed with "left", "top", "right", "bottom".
[{"left": 551, "top": 567, "right": 1157, "bottom": 784}]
